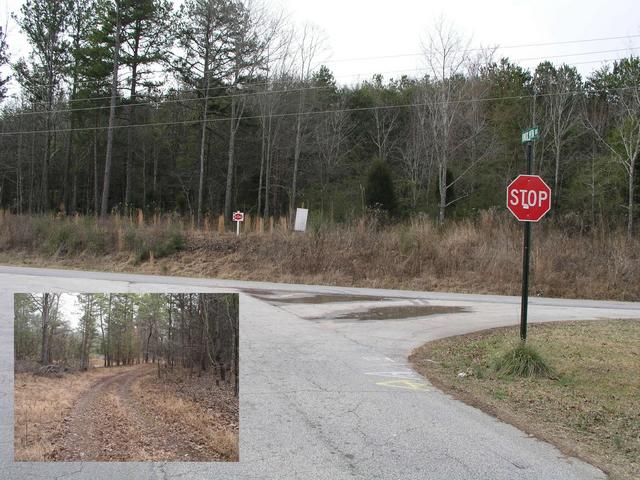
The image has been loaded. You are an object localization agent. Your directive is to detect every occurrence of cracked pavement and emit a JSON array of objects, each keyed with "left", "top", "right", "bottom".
[{"left": 2, "top": 266, "right": 639, "bottom": 479}]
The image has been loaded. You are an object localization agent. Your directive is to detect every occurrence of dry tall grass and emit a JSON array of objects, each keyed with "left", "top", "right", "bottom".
[
  {"left": 133, "top": 374, "right": 239, "bottom": 461},
  {"left": 1, "top": 210, "right": 638, "bottom": 300},
  {"left": 184, "top": 211, "right": 639, "bottom": 300},
  {"left": 0, "top": 211, "right": 184, "bottom": 262},
  {"left": 14, "top": 367, "right": 126, "bottom": 461}
]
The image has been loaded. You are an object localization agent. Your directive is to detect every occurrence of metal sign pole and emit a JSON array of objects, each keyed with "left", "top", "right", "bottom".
[
  {"left": 236, "top": 220, "right": 240, "bottom": 237},
  {"left": 520, "top": 142, "right": 533, "bottom": 341}
]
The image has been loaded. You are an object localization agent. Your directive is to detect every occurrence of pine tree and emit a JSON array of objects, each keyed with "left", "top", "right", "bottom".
[
  {"left": 0, "top": 27, "right": 9, "bottom": 101},
  {"left": 366, "top": 158, "right": 396, "bottom": 213},
  {"left": 120, "top": 0, "right": 173, "bottom": 208},
  {"left": 13, "top": 0, "right": 74, "bottom": 211}
]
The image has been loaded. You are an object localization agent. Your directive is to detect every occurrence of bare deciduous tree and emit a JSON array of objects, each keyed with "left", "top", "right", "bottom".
[
  {"left": 534, "top": 62, "right": 582, "bottom": 212},
  {"left": 585, "top": 58, "right": 640, "bottom": 237}
]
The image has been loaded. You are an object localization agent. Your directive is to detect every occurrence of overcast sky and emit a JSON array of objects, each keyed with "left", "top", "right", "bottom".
[
  {"left": 1, "top": 0, "right": 638, "bottom": 89},
  {"left": 58, "top": 293, "right": 82, "bottom": 329}
]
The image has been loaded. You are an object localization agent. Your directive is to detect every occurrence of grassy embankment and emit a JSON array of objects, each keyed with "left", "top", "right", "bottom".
[
  {"left": 0, "top": 210, "right": 638, "bottom": 300},
  {"left": 410, "top": 320, "right": 640, "bottom": 480}
]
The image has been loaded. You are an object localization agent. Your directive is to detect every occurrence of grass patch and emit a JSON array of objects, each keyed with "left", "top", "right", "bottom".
[
  {"left": 410, "top": 320, "right": 640, "bottom": 480},
  {"left": 493, "top": 342, "right": 554, "bottom": 378}
]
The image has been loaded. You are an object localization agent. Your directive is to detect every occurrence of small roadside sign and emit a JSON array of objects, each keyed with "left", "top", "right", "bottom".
[
  {"left": 294, "top": 208, "right": 308, "bottom": 232},
  {"left": 232, "top": 211, "right": 244, "bottom": 236},
  {"left": 521, "top": 126, "right": 539, "bottom": 144}
]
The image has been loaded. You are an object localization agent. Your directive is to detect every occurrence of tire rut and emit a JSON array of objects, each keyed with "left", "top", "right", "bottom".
[{"left": 50, "top": 364, "right": 204, "bottom": 461}]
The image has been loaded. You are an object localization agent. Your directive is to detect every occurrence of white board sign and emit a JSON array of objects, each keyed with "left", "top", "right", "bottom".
[{"left": 294, "top": 208, "right": 308, "bottom": 232}]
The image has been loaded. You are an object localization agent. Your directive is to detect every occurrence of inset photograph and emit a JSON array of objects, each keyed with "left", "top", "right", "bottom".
[{"left": 14, "top": 293, "right": 239, "bottom": 462}]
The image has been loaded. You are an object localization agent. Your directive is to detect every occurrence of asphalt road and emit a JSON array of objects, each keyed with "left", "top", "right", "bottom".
[{"left": 1, "top": 265, "right": 638, "bottom": 480}]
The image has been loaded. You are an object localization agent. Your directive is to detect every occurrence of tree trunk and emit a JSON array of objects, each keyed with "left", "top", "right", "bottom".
[
  {"left": 168, "top": 296, "right": 173, "bottom": 370},
  {"left": 264, "top": 116, "right": 273, "bottom": 218},
  {"left": 40, "top": 294, "right": 50, "bottom": 365},
  {"left": 591, "top": 144, "right": 596, "bottom": 228},
  {"left": 28, "top": 128, "right": 35, "bottom": 214},
  {"left": 83, "top": 296, "right": 95, "bottom": 371},
  {"left": 42, "top": 107, "right": 51, "bottom": 212},
  {"left": 125, "top": 26, "right": 141, "bottom": 208},
  {"left": 196, "top": 34, "right": 212, "bottom": 227},
  {"left": 16, "top": 116, "right": 23, "bottom": 214},
  {"left": 257, "top": 117, "right": 266, "bottom": 217},
  {"left": 290, "top": 114, "right": 302, "bottom": 224},
  {"left": 63, "top": 70, "right": 79, "bottom": 214},
  {"left": 153, "top": 140, "right": 158, "bottom": 203},
  {"left": 224, "top": 97, "right": 237, "bottom": 220},
  {"left": 100, "top": 2, "right": 122, "bottom": 218},
  {"left": 553, "top": 142, "right": 561, "bottom": 214},
  {"left": 106, "top": 294, "right": 112, "bottom": 367},
  {"left": 93, "top": 124, "right": 99, "bottom": 215},
  {"left": 145, "top": 324, "right": 153, "bottom": 363},
  {"left": 99, "top": 301, "right": 106, "bottom": 367},
  {"left": 629, "top": 159, "right": 635, "bottom": 239},
  {"left": 438, "top": 162, "right": 447, "bottom": 225},
  {"left": 290, "top": 94, "right": 304, "bottom": 224}
]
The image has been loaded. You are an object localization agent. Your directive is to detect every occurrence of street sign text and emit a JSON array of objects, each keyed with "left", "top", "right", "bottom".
[
  {"left": 507, "top": 175, "right": 551, "bottom": 222},
  {"left": 521, "top": 126, "right": 539, "bottom": 144}
]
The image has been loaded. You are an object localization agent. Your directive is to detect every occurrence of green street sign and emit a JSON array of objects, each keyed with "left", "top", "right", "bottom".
[{"left": 521, "top": 126, "right": 539, "bottom": 143}]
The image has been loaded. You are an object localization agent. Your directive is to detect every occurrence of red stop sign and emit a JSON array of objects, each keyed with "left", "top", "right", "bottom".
[{"left": 507, "top": 175, "right": 551, "bottom": 222}]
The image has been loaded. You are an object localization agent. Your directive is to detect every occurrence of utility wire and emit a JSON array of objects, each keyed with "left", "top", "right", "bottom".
[
  {"left": 323, "top": 34, "right": 640, "bottom": 63},
  {"left": 1, "top": 85, "right": 637, "bottom": 137},
  {"left": 7, "top": 32, "right": 640, "bottom": 94},
  {"left": 5, "top": 84, "right": 337, "bottom": 118},
  {"left": 10, "top": 32, "right": 640, "bottom": 90},
  {"left": 3, "top": 51, "right": 636, "bottom": 118}
]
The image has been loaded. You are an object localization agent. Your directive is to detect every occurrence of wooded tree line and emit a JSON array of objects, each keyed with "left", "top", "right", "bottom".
[
  {"left": 14, "top": 293, "right": 240, "bottom": 393},
  {"left": 0, "top": 2, "right": 638, "bottom": 235}
]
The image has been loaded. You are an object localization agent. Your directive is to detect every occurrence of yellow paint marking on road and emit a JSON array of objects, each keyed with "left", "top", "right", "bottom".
[{"left": 375, "top": 379, "right": 430, "bottom": 391}]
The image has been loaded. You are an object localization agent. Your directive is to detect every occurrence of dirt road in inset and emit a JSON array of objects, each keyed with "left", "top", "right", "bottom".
[{"left": 51, "top": 364, "right": 212, "bottom": 461}]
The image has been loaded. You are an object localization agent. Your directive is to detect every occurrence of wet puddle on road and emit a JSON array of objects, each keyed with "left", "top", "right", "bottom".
[
  {"left": 329, "top": 305, "right": 468, "bottom": 321},
  {"left": 245, "top": 289, "right": 468, "bottom": 321},
  {"left": 246, "top": 290, "right": 391, "bottom": 304}
]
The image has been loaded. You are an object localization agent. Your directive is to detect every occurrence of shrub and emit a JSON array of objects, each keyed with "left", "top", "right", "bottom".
[
  {"left": 125, "top": 227, "right": 185, "bottom": 263},
  {"left": 493, "top": 342, "right": 553, "bottom": 378},
  {"left": 45, "top": 222, "right": 84, "bottom": 256}
]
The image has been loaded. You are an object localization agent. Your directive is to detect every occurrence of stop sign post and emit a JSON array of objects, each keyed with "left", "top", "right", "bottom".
[{"left": 509, "top": 127, "right": 551, "bottom": 342}]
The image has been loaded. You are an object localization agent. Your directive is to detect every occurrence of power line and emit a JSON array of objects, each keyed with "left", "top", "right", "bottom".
[
  {"left": 11, "top": 32, "right": 640, "bottom": 91},
  {"left": 5, "top": 84, "right": 337, "bottom": 118},
  {"left": 517, "top": 47, "right": 637, "bottom": 62},
  {"left": 1, "top": 85, "right": 637, "bottom": 137},
  {"left": 342, "top": 56, "right": 632, "bottom": 82},
  {"left": 8, "top": 32, "right": 639, "bottom": 96},
  {"left": 3, "top": 50, "right": 635, "bottom": 118},
  {"left": 325, "top": 34, "right": 640, "bottom": 63}
]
